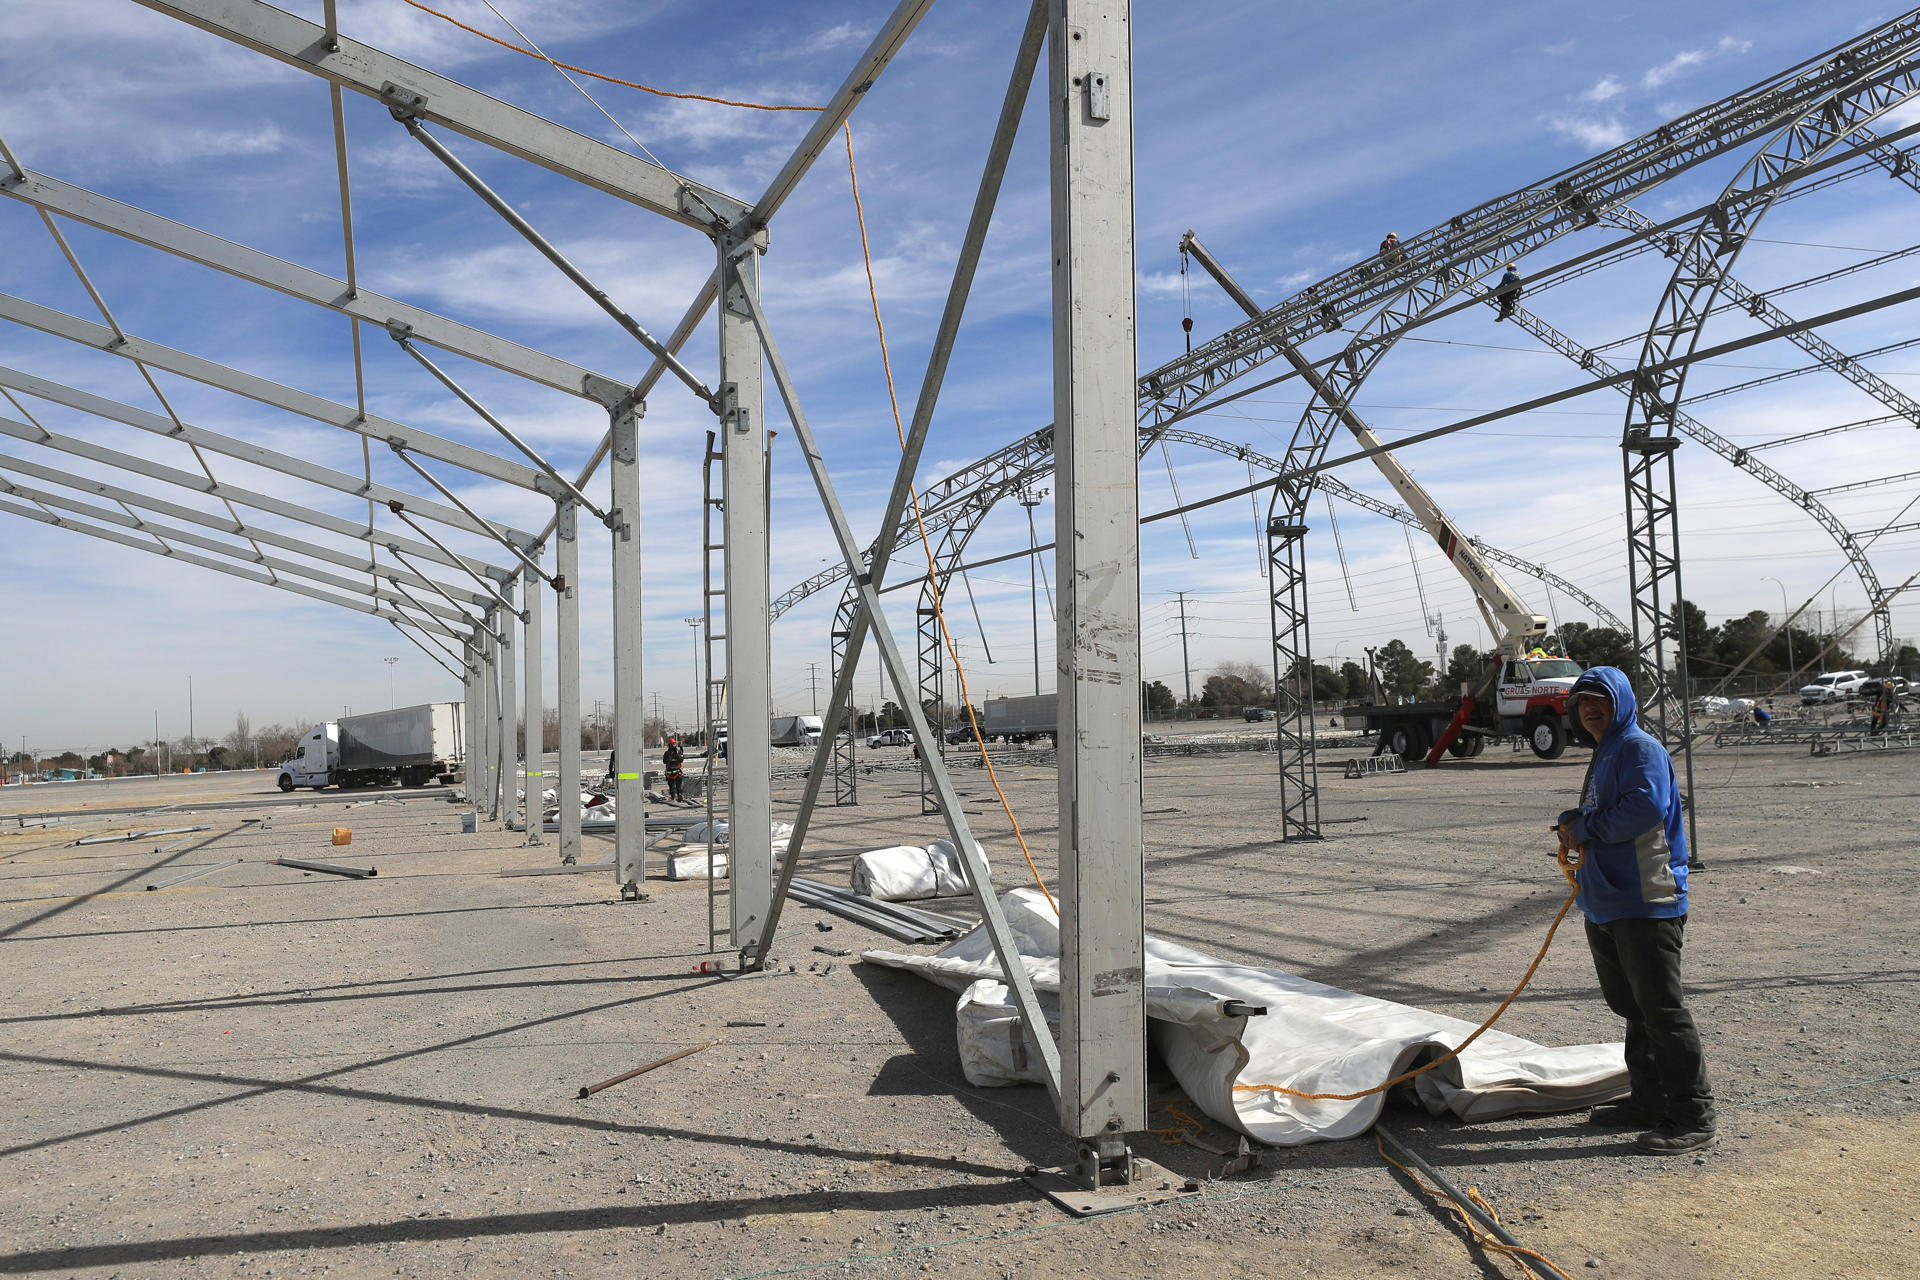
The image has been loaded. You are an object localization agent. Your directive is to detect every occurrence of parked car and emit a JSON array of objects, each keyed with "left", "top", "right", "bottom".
[
  {"left": 1799, "top": 670, "right": 1871, "bottom": 704},
  {"left": 867, "top": 727, "right": 916, "bottom": 749},
  {"left": 944, "top": 722, "right": 980, "bottom": 745},
  {"left": 1242, "top": 706, "right": 1275, "bottom": 722}
]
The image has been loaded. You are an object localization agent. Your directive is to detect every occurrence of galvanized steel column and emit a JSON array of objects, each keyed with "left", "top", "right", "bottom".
[
  {"left": 497, "top": 576, "right": 517, "bottom": 829},
  {"left": 718, "top": 238, "right": 772, "bottom": 953},
  {"left": 609, "top": 404, "right": 648, "bottom": 894},
  {"left": 556, "top": 500, "right": 583, "bottom": 863},
  {"left": 522, "top": 563, "right": 543, "bottom": 845},
  {"left": 1049, "top": 0, "right": 1146, "bottom": 1142}
]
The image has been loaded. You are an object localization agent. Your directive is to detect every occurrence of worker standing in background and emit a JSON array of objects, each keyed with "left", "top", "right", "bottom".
[
  {"left": 1496, "top": 262, "right": 1521, "bottom": 320},
  {"left": 663, "top": 737, "right": 684, "bottom": 803},
  {"left": 1555, "top": 665, "right": 1716, "bottom": 1155}
]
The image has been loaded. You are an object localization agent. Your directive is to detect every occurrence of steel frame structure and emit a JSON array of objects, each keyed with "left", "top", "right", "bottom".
[
  {"left": 2, "top": 0, "right": 1166, "bottom": 1179},
  {"left": 10, "top": 0, "right": 1918, "bottom": 1185}
]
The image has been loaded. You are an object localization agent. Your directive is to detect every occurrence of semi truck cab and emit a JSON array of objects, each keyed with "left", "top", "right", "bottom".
[{"left": 278, "top": 723, "right": 339, "bottom": 790}]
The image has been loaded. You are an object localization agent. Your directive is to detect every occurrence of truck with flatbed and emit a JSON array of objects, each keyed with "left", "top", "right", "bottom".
[{"left": 276, "top": 702, "right": 464, "bottom": 791}]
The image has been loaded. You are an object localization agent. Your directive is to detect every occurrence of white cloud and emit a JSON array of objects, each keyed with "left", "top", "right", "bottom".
[
  {"left": 1644, "top": 49, "right": 1707, "bottom": 89},
  {"left": 1581, "top": 75, "right": 1624, "bottom": 104},
  {"left": 1547, "top": 115, "right": 1630, "bottom": 149}
]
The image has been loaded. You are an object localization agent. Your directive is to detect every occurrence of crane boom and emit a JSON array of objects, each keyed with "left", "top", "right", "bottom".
[{"left": 1178, "top": 231, "right": 1549, "bottom": 658}]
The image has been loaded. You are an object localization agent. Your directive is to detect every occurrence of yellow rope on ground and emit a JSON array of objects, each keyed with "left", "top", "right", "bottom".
[
  {"left": 1144, "top": 1101, "right": 1206, "bottom": 1146},
  {"left": 1234, "top": 845, "right": 1584, "bottom": 1103},
  {"left": 401, "top": 0, "right": 823, "bottom": 112},
  {"left": 1375, "top": 1134, "right": 1573, "bottom": 1280},
  {"left": 843, "top": 121, "right": 1057, "bottom": 911}
]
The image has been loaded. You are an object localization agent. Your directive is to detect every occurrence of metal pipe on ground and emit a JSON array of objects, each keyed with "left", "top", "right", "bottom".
[
  {"left": 146, "top": 857, "right": 243, "bottom": 891},
  {"left": 271, "top": 857, "right": 377, "bottom": 878}
]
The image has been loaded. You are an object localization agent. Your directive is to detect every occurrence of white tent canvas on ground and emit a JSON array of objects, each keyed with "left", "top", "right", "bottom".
[{"left": 865, "top": 887, "right": 1628, "bottom": 1146}]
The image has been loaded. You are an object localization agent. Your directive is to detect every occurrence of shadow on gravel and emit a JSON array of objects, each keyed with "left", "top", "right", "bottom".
[
  {"left": 851, "top": 962, "right": 1061, "bottom": 1168},
  {"left": 0, "top": 958, "right": 710, "bottom": 1027},
  {"left": 0, "top": 1181, "right": 1038, "bottom": 1274},
  {"left": 0, "top": 825, "right": 250, "bottom": 939},
  {"left": 0, "top": 898, "right": 605, "bottom": 946}
]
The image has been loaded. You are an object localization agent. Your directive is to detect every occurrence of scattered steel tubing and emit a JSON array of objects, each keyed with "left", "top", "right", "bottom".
[
  {"left": 272, "top": 857, "right": 377, "bottom": 878},
  {"left": 146, "top": 857, "right": 243, "bottom": 891}
]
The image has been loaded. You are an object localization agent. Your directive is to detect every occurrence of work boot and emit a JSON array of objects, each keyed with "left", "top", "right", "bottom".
[
  {"left": 1634, "top": 1120, "right": 1717, "bottom": 1155},
  {"left": 1588, "top": 1100, "right": 1663, "bottom": 1127}
]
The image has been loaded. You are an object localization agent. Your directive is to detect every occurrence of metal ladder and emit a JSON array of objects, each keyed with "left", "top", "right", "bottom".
[{"left": 701, "top": 431, "right": 730, "bottom": 953}]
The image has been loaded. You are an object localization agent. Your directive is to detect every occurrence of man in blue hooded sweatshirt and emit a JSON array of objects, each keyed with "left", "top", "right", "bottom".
[{"left": 1556, "top": 666, "right": 1716, "bottom": 1154}]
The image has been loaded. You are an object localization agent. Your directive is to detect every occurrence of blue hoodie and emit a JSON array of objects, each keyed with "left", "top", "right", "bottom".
[{"left": 1556, "top": 666, "right": 1688, "bottom": 923}]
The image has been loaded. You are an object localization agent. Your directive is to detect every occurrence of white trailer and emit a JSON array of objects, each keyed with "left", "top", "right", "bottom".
[
  {"left": 771, "top": 715, "right": 823, "bottom": 747},
  {"left": 276, "top": 702, "right": 464, "bottom": 791}
]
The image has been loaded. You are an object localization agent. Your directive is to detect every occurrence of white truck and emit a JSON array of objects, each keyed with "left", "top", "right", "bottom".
[
  {"left": 1181, "top": 232, "right": 1586, "bottom": 764},
  {"left": 771, "top": 715, "right": 823, "bottom": 747},
  {"left": 276, "top": 702, "right": 464, "bottom": 791}
]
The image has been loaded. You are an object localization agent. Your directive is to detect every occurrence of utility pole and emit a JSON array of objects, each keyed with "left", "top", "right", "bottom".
[
  {"left": 1174, "top": 590, "right": 1194, "bottom": 706},
  {"left": 384, "top": 655, "right": 399, "bottom": 707},
  {"left": 1020, "top": 487, "right": 1048, "bottom": 697},
  {"left": 807, "top": 662, "right": 820, "bottom": 716},
  {"left": 683, "top": 617, "right": 702, "bottom": 738},
  {"left": 187, "top": 674, "right": 194, "bottom": 769}
]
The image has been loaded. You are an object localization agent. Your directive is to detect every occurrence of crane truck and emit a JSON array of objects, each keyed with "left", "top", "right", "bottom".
[{"left": 1178, "top": 232, "right": 1585, "bottom": 764}]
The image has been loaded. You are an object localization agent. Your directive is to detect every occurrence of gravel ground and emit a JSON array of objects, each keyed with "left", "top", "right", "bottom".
[{"left": 1, "top": 739, "right": 1915, "bottom": 1279}]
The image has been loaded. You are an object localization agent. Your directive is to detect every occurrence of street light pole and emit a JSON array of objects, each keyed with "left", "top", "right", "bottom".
[
  {"left": 384, "top": 656, "right": 399, "bottom": 707},
  {"left": 1762, "top": 577, "right": 1793, "bottom": 680},
  {"left": 683, "top": 617, "right": 702, "bottom": 739},
  {"left": 1019, "top": 488, "right": 1047, "bottom": 698}
]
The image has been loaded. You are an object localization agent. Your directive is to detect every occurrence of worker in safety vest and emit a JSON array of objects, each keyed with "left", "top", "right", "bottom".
[
  {"left": 1555, "top": 665, "right": 1716, "bottom": 1154},
  {"left": 663, "top": 737, "right": 685, "bottom": 802},
  {"left": 1496, "top": 263, "right": 1521, "bottom": 320}
]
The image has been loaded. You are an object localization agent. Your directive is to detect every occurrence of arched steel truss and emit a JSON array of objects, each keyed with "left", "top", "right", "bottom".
[
  {"left": 1619, "top": 54, "right": 1920, "bottom": 858},
  {"left": 787, "top": 422, "right": 1628, "bottom": 805}
]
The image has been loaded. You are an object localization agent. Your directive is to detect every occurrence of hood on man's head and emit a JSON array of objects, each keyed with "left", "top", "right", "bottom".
[{"left": 1566, "top": 665, "right": 1637, "bottom": 747}]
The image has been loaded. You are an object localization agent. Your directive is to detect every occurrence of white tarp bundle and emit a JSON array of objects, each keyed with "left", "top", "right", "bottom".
[
  {"left": 684, "top": 819, "right": 793, "bottom": 846},
  {"left": 850, "top": 838, "right": 982, "bottom": 901},
  {"left": 1696, "top": 696, "right": 1757, "bottom": 718},
  {"left": 667, "top": 848, "right": 728, "bottom": 880},
  {"left": 865, "top": 887, "right": 1628, "bottom": 1146}
]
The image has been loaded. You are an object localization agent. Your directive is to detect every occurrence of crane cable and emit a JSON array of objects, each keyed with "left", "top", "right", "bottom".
[{"left": 845, "top": 122, "right": 1055, "bottom": 910}]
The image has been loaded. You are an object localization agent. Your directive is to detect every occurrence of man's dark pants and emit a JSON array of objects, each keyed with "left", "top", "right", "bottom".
[{"left": 1585, "top": 914, "right": 1715, "bottom": 1128}]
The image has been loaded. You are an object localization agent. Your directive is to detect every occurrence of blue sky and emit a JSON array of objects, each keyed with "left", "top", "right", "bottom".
[{"left": 3, "top": 0, "right": 1918, "bottom": 754}]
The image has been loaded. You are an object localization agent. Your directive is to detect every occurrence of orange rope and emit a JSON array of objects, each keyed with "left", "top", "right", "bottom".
[
  {"left": 401, "top": 0, "right": 823, "bottom": 112},
  {"left": 1376, "top": 1135, "right": 1573, "bottom": 1280},
  {"left": 843, "top": 121, "right": 1056, "bottom": 911},
  {"left": 1234, "top": 846, "right": 1584, "bottom": 1103}
]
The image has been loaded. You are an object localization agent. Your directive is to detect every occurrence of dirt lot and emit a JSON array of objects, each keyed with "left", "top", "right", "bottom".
[{"left": 1, "top": 739, "right": 1915, "bottom": 1279}]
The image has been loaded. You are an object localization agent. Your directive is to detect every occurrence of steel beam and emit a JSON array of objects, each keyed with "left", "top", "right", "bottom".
[
  {"left": 0, "top": 171, "right": 623, "bottom": 404},
  {"left": 0, "top": 292, "right": 553, "bottom": 494},
  {"left": 744, "top": 0, "right": 940, "bottom": 233},
  {"left": 608, "top": 405, "right": 648, "bottom": 896},
  {"left": 779, "top": 0, "right": 1047, "bottom": 855},
  {"left": 0, "top": 450, "right": 492, "bottom": 605},
  {"left": 497, "top": 577, "right": 518, "bottom": 829},
  {"left": 0, "top": 416, "right": 506, "bottom": 578},
  {"left": 555, "top": 501, "right": 583, "bottom": 864},
  {"left": 0, "top": 474, "right": 476, "bottom": 625},
  {"left": 0, "top": 498, "right": 465, "bottom": 637},
  {"left": 718, "top": 239, "right": 772, "bottom": 953},
  {"left": 1049, "top": 0, "right": 1146, "bottom": 1149},
  {"left": 0, "top": 365, "right": 530, "bottom": 550},
  {"left": 131, "top": 0, "right": 750, "bottom": 232},
  {"left": 736, "top": 274, "right": 1064, "bottom": 1105},
  {"left": 522, "top": 561, "right": 544, "bottom": 846}
]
